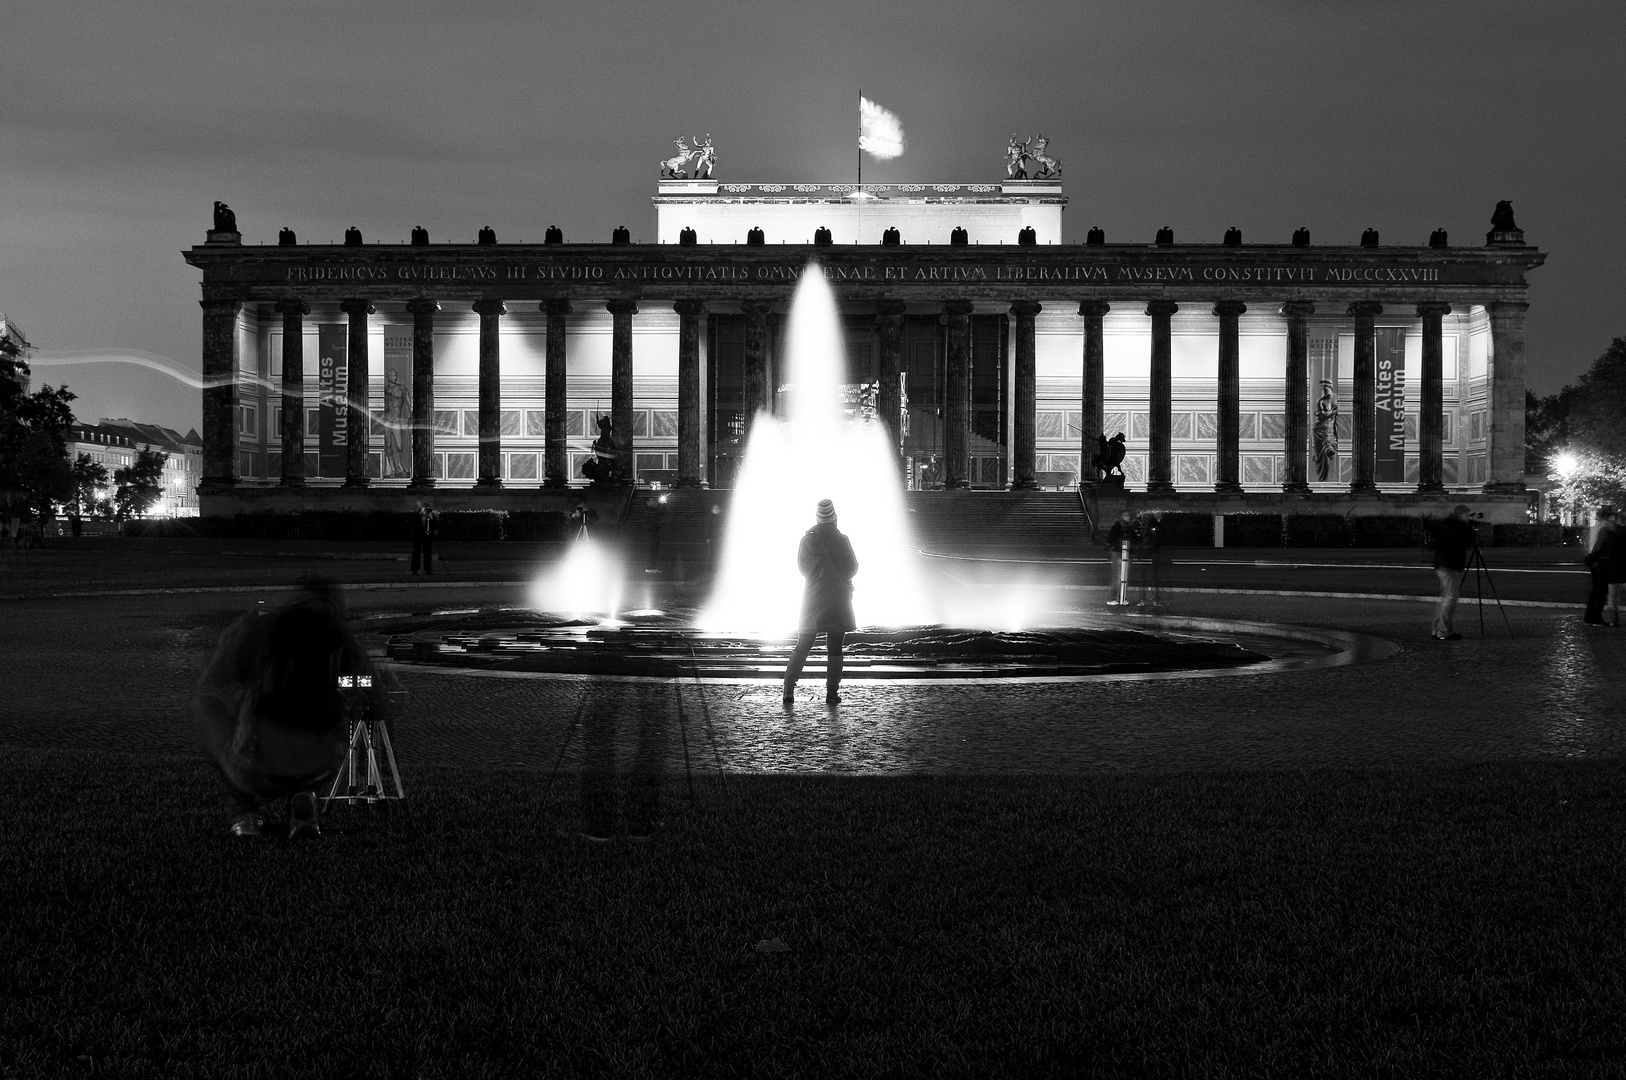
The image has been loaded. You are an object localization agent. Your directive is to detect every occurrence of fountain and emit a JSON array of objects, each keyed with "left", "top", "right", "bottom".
[
  {"left": 703, "top": 265, "right": 932, "bottom": 634},
  {"left": 385, "top": 260, "right": 1319, "bottom": 680}
]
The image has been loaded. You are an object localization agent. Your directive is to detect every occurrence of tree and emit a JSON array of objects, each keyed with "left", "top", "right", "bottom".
[
  {"left": 113, "top": 449, "right": 168, "bottom": 520},
  {"left": 1533, "top": 337, "right": 1626, "bottom": 511},
  {"left": 67, "top": 453, "right": 110, "bottom": 518},
  {"left": 0, "top": 342, "right": 76, "bottom": 522}
]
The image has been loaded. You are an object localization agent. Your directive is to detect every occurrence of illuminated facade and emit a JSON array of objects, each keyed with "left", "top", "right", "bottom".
[{"left": 184, "top": 180, "right": 1544, "bottom": 517}]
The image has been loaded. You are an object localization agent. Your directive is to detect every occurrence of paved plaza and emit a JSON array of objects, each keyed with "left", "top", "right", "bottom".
[{"left": 1, "top": 542, "right": 1619, "bottom": 780}]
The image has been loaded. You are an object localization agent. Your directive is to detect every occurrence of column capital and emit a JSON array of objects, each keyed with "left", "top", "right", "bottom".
[
  {"left": 199, "top": 294, "right": 243, "bottom": 312},
  {"left": 1280, "top": 300, "right": 1316, "bottom": 319},
  {"left": 875, "top": 299, "right": 908, "bottom": 319},
  {"left": 541, "top": 298, "right": 573, "bottom": 317},
  {"left": 606, "top": 298, "right": 639, "bottom": 316},
  {"left": 740, "top": 299, "right": 774, "bottom": 317},
  {"left": 274, "top": 298, "right": 310, "bottom": 316},
  {"left": 472, "top": 298, "right": 507, "bottom": 317},
  {"left": 1145, "top": 300, "right": 1179, "bottom": 317},
  {"left": 673, "top": 299, "right": 706, "bottom": 316},
  {"left": 1009, "top": 300, "right": 1043, "bottom": 318},
  {"left": 1077, "top": 299, "right": 1110, "bottom": 319},
  {"left": 1346, "top": 301, "right": 1383, "bottom": 319},
  {"left": 339, "top": 299, "right": 375, "bottom": 317},
  {"left": 1415, "top": 302, "right": 1452, "bottom": 319},
  {"left": 1488, "top": 300, "right": 1531, "bottom": 317},
  {"left": 1212, "top": 300, "right": 1248, "bottom": 318},
  {"left": 942, "top": 300, "right": 975, "bottom": 318},
  {"left": 406, "top": 297, "right": 440, "bottom": 316}
]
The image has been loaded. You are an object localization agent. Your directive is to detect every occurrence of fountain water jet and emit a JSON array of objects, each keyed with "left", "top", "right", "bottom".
[{"left": 702, "top": 265, "right": 933, "bottom": 635}]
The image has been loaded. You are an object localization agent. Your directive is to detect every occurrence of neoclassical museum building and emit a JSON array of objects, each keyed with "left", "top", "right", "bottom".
[{"left": 184, "top": 168, "right": 1544, "bottom": 519}]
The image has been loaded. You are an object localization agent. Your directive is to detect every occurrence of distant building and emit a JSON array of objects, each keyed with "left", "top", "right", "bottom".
[
  {"left": 95, "top": 418, "right": 204, "bottom": 517},
  {"left": 62, "top": 423, "right": 137, "bottom": 514},
  {"left": 1, "top": 313, "right": 32, "bottom": 395}
]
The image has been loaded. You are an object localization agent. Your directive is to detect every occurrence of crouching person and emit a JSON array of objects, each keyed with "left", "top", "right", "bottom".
[{"left": 194, "top": 579, "right": 386, "bottom": 839}]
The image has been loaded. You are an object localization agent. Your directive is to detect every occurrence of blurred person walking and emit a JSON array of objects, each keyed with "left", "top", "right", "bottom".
[
  {"left": 783, "top": 499, "right": 859, "bottom": 706},
  {"left": 1430, "top": 504, "right": 1477, "bottom": 640},
  {"left": 1105, "top": 510, "right": 1134, "bottom": 606},
  {"left": 1583, "top": 506, "right": 1624, "bottom": 626}
]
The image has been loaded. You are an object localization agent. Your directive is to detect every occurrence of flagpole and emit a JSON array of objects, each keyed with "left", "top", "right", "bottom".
[{"left": 857, "top": 88, "right": 862, "bottom": 190}]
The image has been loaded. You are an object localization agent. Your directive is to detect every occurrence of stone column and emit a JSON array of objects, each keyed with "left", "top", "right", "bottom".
[
  {"left": 607, "top": 298, "right": 638, "bottom": 478},
  {"left": 875, "top": 301, "right": 907, "bottom": 473},
  {"left": 341, "top": 300, "right": 373, "bottom": 487},
  {"left": 742, "top": 300, "right": 772, "bottom": 428},
  {"left": 1280, "top": 301, "right": 1314, "bottom": 493},
  {"left": 1486, "top": 300, "right": 1531, "bottom": 493},
  {"left": 1348, "top": 302, "right": 1383, "bottom": 493},
  {"left": 542, "top": 299, "right": 571, "bottom": 488},
  {"left": 473, "top": 299, "right": 505, "bottom": 489},
  {"left": 675, "top": 299, "right": 706, "bottom": 487},
  {"left": 1416, "top": 302, "right": 1452, "bottom": 494},
  {"left": 1010, "top": 300, "right": 1042, "bottom": 489},
  {"left": 199, "top": 297, "right": 242, "bottom": 487},
  {"left": 275, "top": 298, "right": 309, "bottom": 487},
  {"left": 1213, "top": 300, "right": 1247, "bottom": 493},
  {"left": 1146, "top": 300, "right": 1179, "bottom": 493},
  {"left": 407, "top": 298, "right": 438, "bottom": 488},
  {"left": 1078, "top": 300, "right": 1109, "bottom": 486},
  {"left": 943, "top": 300, "right": 974, "bottom": 489}
]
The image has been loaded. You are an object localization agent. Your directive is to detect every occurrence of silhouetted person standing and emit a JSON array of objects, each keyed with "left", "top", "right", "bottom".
[
  {"left": 410, "top": 501, "right": 439, "bottom": 576},
  {"left": 1105, "top": 510, "right": 1133, "bottom": 606},
  {"left": 783, "top": 499, "right": 859, "bottom": 706}
]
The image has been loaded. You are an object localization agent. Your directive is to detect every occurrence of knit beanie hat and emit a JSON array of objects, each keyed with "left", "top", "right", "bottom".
[{"left": 816, "top": 499, "right": 836, "bottom": 524}]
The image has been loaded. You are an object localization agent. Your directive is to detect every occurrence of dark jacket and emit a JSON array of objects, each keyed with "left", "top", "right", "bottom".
[
  {"left": 1106, "top": 520, "right": 1133, "bottom": 551},
  {"left": 1432, "top": 517, "right": 1476, "bottom": 572},
  {"left": 1586, "top": 521, "right": 1626, "bottom": 583},
  {"left": 797, "top": 523, "right": 859, "bottom": 632}
]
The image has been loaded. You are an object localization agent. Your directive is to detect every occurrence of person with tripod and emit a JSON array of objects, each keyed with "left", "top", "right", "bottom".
[{"left": 1430, "top": 504, "right": 1477, "bottom": 640}]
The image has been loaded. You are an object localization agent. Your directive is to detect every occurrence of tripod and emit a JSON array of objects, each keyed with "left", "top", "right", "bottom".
[
  {"left": 324, "top": 675, "right": 405, "bottom": 807},
  {"left": 1461, "top": 540, "right": 1514, "bottom": 640}
]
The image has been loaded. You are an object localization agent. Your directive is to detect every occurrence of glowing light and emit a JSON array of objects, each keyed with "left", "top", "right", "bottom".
[
  {"left": 1555, "top": 452, "right": 1578, "bottom": 477},
  {"left": 529, "top": 533, "right": 624, "bottom": 620},
  {"left": 702, "top": 265, "right": 933, "bottom": 635}
]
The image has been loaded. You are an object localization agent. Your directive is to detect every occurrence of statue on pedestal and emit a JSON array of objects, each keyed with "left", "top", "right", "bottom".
[
  {"left": 382, "top": 368, "right": 410, "bottom": 478},
  {"left": 1029, "top": 135, "right": 1061, "bottom": 179},
  {"left": 581, "top": 416, "right": 628, "bottom": 484},
  {"left": 1093, "top": 432, "right": 1127, "bottom": 484},
  {"left": 344, "top": 226, "right": 363, "bottom": 246},
  {"left": 1490, "top": 201, "right": 1518, "bottom": 233},
  {"left": 691, "top": 135, "right": 715, "bottom": 179},
  {"left": 213, "top": 202, "right": 237, "bottom": 233},
  {"left": 1312, "top": 379, "right": 1338, "bottom": 483},
  {"left": 659, "top": 138, "right": 693, "bottom": 180},
  {"left": 1005, "top": 134, "right": 1031, "bottom": 180}
]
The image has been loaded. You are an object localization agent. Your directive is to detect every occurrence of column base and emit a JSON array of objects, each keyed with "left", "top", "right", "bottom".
[
  {"left": 200, "top": 477, "right": 238, "bottom": 489},
  {"left": 543, "top": 477, "right": 570, "bottom": 489},
  {"left": 1280, "top": 482, "right": 1311, "bottom": 494},
  {"left": 408, "top": 478, "right": 437, "bottom": 490},
  {"left": 473, "top": 478, "right": 504, "bottom": 490},
  {"left": 1009, "top": 479, "right": 1039, "bottom": 491},
  {"left": 1348, "top": 482, "right": 1378, "bottom": 495},
  {"left": 1145, "top": 481, "right": 1175, "bottom": 494},
  {"left": 945, "top": 480, "right": 970, "bottom": 490},
  {"left": 1416, "top": 483, "right": 1446, "bottom": 496},
  {"left": 343, "top": 476, "right": 371, "bottom": 488},
  {"left": 1483, "top": 481, "right": 1527, "bottom": 495},
  {"left": 1213, "top": 481, "right": 1243, "bottom": 494},
  {"left": 674, "top": 477, "right": 706, "bottom": 488},
  {"left": 280, "top": 477, "right": 306, "bottom": 489}
]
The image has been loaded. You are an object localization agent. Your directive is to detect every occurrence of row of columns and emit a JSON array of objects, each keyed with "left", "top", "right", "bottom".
[{"left": 203, "top": 295, "right": 1530, "bottom": 496}]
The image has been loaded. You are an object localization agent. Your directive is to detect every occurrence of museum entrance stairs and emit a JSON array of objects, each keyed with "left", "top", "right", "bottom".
[{"left": 905, "top": 490, "right": 1097, "bottom": 559}]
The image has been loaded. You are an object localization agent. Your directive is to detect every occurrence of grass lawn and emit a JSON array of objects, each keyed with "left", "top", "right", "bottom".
[{"left": 4, "top": 750, "right": 1624, "bottom": 1078}]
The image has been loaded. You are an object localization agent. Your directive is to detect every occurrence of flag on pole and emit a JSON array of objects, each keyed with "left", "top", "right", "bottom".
[{"left": 859, "top": 96, "right": 906, "bottom": 160}]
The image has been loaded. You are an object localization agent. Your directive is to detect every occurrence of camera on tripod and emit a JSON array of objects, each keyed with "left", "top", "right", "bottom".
[{"left": 326, "top": 671, "right": 404, "bottom": 807}]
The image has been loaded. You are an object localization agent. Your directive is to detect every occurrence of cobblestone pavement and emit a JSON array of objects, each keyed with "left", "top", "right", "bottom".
[{"left": 2, "top": 548, "right": 1621, "bottom": 778}]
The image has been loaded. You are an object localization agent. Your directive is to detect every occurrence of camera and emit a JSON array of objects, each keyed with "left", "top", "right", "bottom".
[{"left": 336, "top": 674, "right": 372, "bottom": 689}]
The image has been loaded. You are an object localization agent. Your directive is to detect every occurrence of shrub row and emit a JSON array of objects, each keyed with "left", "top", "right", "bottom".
[
  {"left": 124, "top": 509, "right": 570, "bottom": 542},
  {"left": 1124, "top": 513, "right": 1571, "bottom": 549}
]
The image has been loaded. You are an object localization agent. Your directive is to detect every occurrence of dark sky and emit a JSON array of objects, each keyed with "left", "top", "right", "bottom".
[{"left": 4, "top": 0, "right": 1621, "bottom": 433}]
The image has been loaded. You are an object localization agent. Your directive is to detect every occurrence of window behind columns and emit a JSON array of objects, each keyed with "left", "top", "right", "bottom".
[
  {"left": 901, "top": 316, "right": 945, "bottom": 470},
  {"left": 970, "top": 314, "right": 1007, "bottom": 451},
  {"left": 708, "top": 314, "right": 747, "bottom": 490}
]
